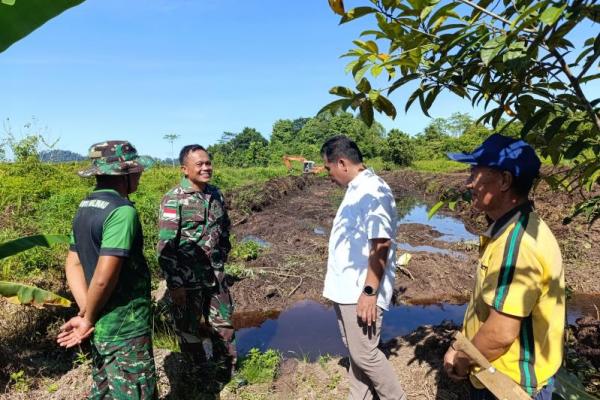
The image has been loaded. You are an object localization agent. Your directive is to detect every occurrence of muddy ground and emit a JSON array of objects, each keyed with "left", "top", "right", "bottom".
[
  {"left": 230, "top": 170, "right": 600, "bottom": 314},
  {"left": 2, "top": 169, "right": 600, "bottom": 399},
  {"left": 2, "top": 323, "right": 468, "bottom": 400}
]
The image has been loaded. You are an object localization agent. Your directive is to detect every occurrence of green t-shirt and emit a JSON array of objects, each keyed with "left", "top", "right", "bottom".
[{"left": 70, "top": 189, "right": 151, "bottom": 342}]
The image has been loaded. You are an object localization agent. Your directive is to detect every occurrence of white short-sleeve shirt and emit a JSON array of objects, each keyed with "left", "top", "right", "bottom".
[{"left": 323, "top": 169, "right": 398, "bottom": 310}]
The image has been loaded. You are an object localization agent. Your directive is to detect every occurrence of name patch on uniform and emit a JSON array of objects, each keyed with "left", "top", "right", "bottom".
[{"left": 79, "top": 199, "right": 110, "bottom": 209}]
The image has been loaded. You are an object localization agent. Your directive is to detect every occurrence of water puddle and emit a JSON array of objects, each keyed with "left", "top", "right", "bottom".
[
  {"left": 398, "top": 203, "right": 477, "bottom": 243},
  {"left": 313, "top": 226, "right": 326, "bottom": 236},
  {"left": 234, "top": 294, "right": 600, "bottom": 361},
  {"left": 397, "top": 242, "right": 466, "bottom": 259},
  {"left": 241, "top": 235, "right": 271, "bottom": 248},
  {"left": 568, "top": 293, "right": 600, "bottom": 324},
  {"left": 234, "top": 300, "right": 466, "bottom": 361}
]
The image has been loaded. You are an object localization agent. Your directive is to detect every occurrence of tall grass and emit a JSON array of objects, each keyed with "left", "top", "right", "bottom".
[
  {"left": 410, "top": 159, "right": 468, "bottom": 173},
  {"left": 0, "top": 161, "right": 292, "bottom": 282}
]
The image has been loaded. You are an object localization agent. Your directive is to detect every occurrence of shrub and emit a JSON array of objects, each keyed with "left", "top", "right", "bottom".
[{"left": 237, "top": 348, "right": 280, "bottom": 384}]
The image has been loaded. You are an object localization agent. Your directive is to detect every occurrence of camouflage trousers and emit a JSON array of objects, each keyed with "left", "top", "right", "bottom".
[
  {"left": 89, "top": 334, "right": 157, "bottom": 400},
  {"left": 168, "top": 279, "right": 237, "bottom": 373}
]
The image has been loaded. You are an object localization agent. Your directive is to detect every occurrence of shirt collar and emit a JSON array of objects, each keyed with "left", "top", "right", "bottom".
[
  {"left": 348, "top": 168, "right": 373, "bottom": 190},
  {"left": 180, "top": 176, "right": 209, "bottom": 194},
  {"left": 483, "top": 201, "right": 534, "bottom": 239},
  {"left": 93, "top": 188, "right": 120, "bottom": 195}
]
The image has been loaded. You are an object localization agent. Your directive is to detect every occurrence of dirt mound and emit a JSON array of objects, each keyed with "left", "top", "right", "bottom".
[
  {"left": 572, "top": 316, "right": 600, "bottom": 368},
  {"left": 226, "top": 175, "right": 313, "bottom": 223}
]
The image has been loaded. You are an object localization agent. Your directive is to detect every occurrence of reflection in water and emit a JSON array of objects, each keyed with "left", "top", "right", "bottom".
[
  {"left": 233, "top": 309, "right": 281, "bottom": 329},
  {"left": 398, "top": 203, "right": 477, "bottom": 243},
  {"left": 235, "top": 300, "right": 466, "bottom": 361},
  {"left": 234, "top": 294, "right": 600, "bottom": 361},
  {"left": 568, "top": 294, "right": 600, "bottom": 324}
]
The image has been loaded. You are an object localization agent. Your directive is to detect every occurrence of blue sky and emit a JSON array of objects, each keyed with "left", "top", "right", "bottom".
[{"left": 0, "top": 0, "right": 598, "bottom": 159}]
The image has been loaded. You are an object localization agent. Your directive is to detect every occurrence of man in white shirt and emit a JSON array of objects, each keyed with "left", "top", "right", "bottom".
[{"left": 321, "top": 135, "right": 406, "bottom": 400}]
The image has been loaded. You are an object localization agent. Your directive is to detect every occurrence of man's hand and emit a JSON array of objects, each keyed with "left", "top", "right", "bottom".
[
  {"left": 170, "top": 287, "right": 187, "bottom": 307},
  {"left": 443, "top": 346, "right": 470, "bottom": 381},
  {"left": 57, "top": 316, "right": 94, "bottom": 348},
  {"left": 357, "top": 293, "right": 378, "bottom": 326}
]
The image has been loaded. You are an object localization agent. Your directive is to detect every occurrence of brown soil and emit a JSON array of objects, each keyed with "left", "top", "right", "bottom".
[
  {"left": 230, "top": 169, "right": 600, "bottom": 313},
  {"left": 0, "top": 324, "right": 469, "bottom": 400},
  {"left": 2, "top": 169, "right": 600, "bottom": 398}
]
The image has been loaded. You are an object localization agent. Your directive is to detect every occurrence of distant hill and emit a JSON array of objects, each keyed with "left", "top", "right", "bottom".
[{"left": 39, "top": 149, "right": 85, "bottom": 163}]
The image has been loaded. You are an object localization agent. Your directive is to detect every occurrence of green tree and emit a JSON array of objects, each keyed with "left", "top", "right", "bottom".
[
  {"left": 208, "top": 128, "right": 268, "bottom": 167},
  {"left": 412, "top": 120, "right": 450, "bottom": 159},
  {"left": 323, "top": 0, "right": 600, "bottom": 223},
  {"left": 244, "top": 141, "right": 269, "bottom": 167},
  {"left": 231, "top": 127, "right": 268, "bottom": 150},
  {"left": 11, "top": 135, "right": 40, "bottom": 163},
  {"left": 271, "top": 119, "right": 294, "bottom": 145},
  {"left": 384, "top": 129, "right": 415, "bottom": 166},
  {"left": 295, "top": 112, "right": 387, "bottom": 159}
]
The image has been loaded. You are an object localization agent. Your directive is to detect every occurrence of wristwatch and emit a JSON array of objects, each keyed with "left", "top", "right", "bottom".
[{"left": 363, "top": 285, "right": 377, "bottom": 296}]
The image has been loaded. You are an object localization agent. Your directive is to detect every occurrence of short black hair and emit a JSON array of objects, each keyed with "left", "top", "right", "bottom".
[
  {"left": 320, "top": 135, "right": 363, "bottom": 164},
  {"left": 179, "top": 144, "right": 208, "bottom": 165}
]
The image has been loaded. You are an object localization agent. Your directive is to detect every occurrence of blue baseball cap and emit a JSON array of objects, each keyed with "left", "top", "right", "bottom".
[{"left": 447, "top": 134, "right": 541, "bottom": 183}]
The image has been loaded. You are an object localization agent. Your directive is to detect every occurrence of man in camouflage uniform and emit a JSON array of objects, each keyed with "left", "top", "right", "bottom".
[
  {"left": 157, "top": 144, "right": 236, "bottom": 390},
  {"left": 57, "top": 141, "right": 157, "bottom": 400}
]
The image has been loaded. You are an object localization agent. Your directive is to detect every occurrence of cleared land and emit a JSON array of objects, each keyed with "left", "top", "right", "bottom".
[{"left": 1, "top": 170, "right": 599, "bottom": 399}]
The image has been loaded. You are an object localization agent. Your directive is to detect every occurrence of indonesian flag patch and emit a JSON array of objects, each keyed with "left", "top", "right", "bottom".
[{"left": 162, "top": 207, "right": 177, "bottom": 220}]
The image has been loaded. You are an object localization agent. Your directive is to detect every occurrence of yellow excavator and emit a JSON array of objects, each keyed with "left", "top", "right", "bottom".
[{"left": 282, "top": 155, "right": 325, "bottom": 174}]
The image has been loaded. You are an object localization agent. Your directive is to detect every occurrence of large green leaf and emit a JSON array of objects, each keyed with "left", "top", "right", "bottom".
[
  {"left": 341, "top": 6, "right": 378, "bottom": 24},
  {"left": 329, "top": 86, "right": 356, "bottom": 98},
  {"left": 540, "top": 5, "right": 566, "bottom": 26},
  {"left": 0, "top": 234, "right": 69, "bottom": 260},
  {"left": 480, "top": 35, "right": 506, "bottom": 66},
  {"left": 0, "top": 0, "right": 84, "bottom": 53},
  {"left": 0, "top": 281, "right": 71, "bottom": 308},
  {"left": 553, "top": 367, "right": 600, "bottom": 400},
  {"left": 359, "top": 98, "right": 374, "bottom": 126}
]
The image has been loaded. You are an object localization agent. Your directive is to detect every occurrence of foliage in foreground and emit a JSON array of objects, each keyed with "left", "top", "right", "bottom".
[
  {"left": 325, "top": 0, "right": 600, "bottom": 224},
  {"left": 0, "top": 235, "right": 71, "bottom": 307},
  {"left": 0, "top": 0, "right": 84, "bottom": 54}
]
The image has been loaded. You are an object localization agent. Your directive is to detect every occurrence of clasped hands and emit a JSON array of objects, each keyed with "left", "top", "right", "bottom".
[{"left": 57, "top": 313, "right": 95, "bottom": 349}]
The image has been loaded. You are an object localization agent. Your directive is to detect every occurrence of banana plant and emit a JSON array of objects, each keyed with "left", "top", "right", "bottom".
[
  {"left": 0, "top": 0, "right": 84, "bottom": 53},
  {"left": 0, "top": 234, "right": 71, "bottom": 308},
  {"left": 554, "top": 367, "right": 599, "bottom": 400}
]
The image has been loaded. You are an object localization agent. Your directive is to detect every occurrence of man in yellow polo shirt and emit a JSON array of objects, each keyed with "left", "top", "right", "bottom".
[{"left": 442, "top": 134, "right": 565, "bottom": 399}]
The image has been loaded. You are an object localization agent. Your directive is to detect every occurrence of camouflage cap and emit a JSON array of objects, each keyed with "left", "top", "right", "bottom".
[{"left": 78, "top": 140, "right": 155, "bottom": 177}]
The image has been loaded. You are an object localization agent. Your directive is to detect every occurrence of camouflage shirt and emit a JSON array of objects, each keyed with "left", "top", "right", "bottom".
[{"left": 157, "top": 177, "right": 231, "bottom": 289}]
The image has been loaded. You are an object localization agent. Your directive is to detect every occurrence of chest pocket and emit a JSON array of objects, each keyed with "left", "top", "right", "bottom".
[
  {"left": 210, "top": 200, "right": 224, "bottom": 221},
  {"left": 181, "top": 200, "right": 209, "bottom": 238}
]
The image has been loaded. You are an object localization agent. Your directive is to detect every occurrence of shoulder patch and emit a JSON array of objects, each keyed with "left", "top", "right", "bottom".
[{"left": 161, "top": 206, "right": 178, "bottom": 220}]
